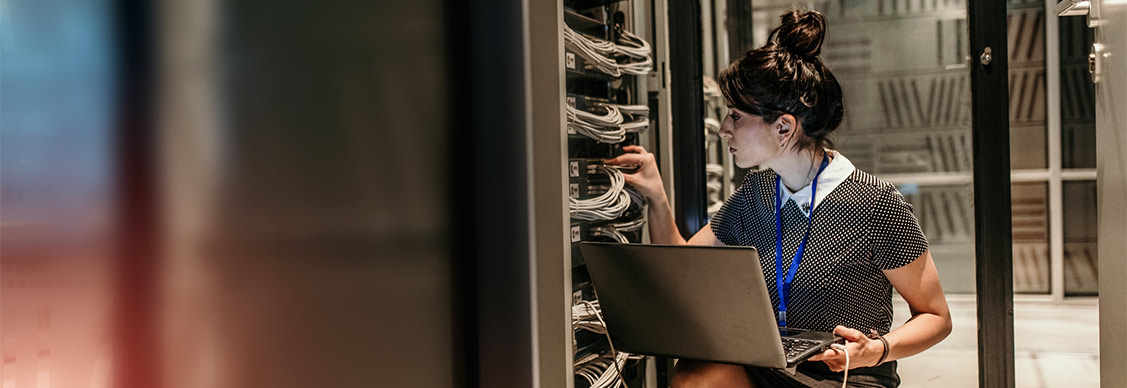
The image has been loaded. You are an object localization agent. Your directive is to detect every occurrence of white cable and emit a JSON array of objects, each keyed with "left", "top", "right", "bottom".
[
  {"left": 707, "top": 200, "right": 724, "bottom": 215},
  {"left": 564, "top": 25, "right": 654, "bottom": 77},
  {"left": 573, "top": 301, "right": 609, "bottom": 333},
  {"left": 704, "top": 117, "right": 721, "bottom": 134},
  {"left": 568, "top": 105, "right": 627, "bottom": 143},
  {"left": 564, "top": 27, "right": 623, "bottom": 77},
  {"left": 831, "top": 343, "right": 849, "bottom": 388},
  {"left": 702, "top": 76, "right": 723, "bottom": 99},
  {"left": 618, "top": 119, "right": 649, "bottom": 133},
  {"left": 706, "top": 163, "right": 724, "bottom": 178},
  {"left": 613, "top": 27, "right": 653, "bottom": 76},
  {"left": 582, "top": 300, "right": 630, "bottom": 388},
  {"left": 611, "top": 216, "right": 645, "bottom": 232},
  {"left": 613, "top": 104, "right": 649, "bottom": 116},
  {"left": 617, "top": 55, "right": 652, "bottom": 76},
  {"left": 592, "top": 226, "right": 630, "bottom": 243},
  {"left": 567, "top": 103, "right": 646, "bottom": 141},
  {"left": 613, "top": 27, "right": 651, "bottom": 58},
  {"left": 574, "top": 352, "right": 601, "bottom": 368},
  {"left": 570, "top": 165, "right": 631, "bottom": 221}
]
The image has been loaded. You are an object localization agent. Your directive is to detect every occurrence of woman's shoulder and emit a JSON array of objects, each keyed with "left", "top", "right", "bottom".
[
  {"left": 841, "top": 167, "right": 898, "bottom": 194},
  {"left": 830, "top": 168, "right": 909, "bottom": 212}
]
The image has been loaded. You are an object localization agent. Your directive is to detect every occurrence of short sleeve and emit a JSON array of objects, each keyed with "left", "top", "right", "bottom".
[
  {"left": 709, "top": 179, "right": 752, "bottom": 246},
  {"left": 868, "top": 185, "right": 929, "bottom": 270}
]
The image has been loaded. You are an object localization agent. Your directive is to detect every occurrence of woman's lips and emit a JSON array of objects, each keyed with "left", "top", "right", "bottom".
[{"left": 729, "top": 147, "right": 737, "bottom": 154}]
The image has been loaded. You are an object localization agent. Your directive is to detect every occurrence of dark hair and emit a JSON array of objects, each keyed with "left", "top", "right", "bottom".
[{"left": 718, "top": 10, "right": 843, "bottom": 151}]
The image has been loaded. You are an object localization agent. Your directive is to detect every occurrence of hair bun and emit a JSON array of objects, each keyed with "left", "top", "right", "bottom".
[{"left": 773, "top": 10, "right": 827, "bottom": 59}]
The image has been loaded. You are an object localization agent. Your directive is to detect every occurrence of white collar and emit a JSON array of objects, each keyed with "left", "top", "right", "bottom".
[{"left": 777, "top": 150, "right": 856, "bottom": 217}]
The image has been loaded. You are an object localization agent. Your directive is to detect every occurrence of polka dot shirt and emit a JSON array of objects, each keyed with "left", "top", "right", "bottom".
[{"left": 709, "top": 152, "right": 928, "bottom": 335}]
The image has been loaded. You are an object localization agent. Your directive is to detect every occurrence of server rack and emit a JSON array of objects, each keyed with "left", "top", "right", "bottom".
[{"left": 561, "top": 1, "right": 655, "bottom": 387}]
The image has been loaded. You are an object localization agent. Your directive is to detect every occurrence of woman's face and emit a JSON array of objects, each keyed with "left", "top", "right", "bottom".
[{"left": 719, "top": 106, "right": 782, "bottom": 169}]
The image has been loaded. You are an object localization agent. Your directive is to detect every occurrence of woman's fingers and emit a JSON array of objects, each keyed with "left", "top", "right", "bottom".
[
  {"left": 815, "top": 326, "right": 884, "bottom": 370},
  {"left": 621, "top": 144, "right": 647, "bottom": 153},
  {"left": 811, "top": 347, "right": 847, "bottom": 371},
  {"left": 604, "top": 153, "right": 646, "bottom": 166},
  {"left": 807, "top": 348, "right": 835, "bottom": 362},
  {"left": 620, "top": 172, "right": 639, "bottom": 186},
  {"left": 833, "top": 325, "right": 868, "bottom": 342}
]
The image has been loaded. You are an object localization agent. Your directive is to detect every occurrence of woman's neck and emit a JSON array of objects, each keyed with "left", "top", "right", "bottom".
[{"left": 770, "top": 148, "right": 827, "bottom": 192}]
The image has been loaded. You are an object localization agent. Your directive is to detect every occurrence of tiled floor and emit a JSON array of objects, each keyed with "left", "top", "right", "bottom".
[{"left": 893, "top": 295, "right": 1100, "bottom": 388}]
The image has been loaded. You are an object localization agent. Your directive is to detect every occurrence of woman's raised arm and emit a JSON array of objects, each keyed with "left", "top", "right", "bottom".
[{"left": 604, "top": 145, "right": 722, "bottom": 246}]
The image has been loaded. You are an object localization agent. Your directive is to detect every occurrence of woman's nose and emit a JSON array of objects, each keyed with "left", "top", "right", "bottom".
[{"left": 718, "top": 117, "right": 733, "bottom": 139}]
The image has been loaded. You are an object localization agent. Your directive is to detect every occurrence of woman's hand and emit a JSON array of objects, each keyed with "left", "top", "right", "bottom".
[
  {"left": 807, "top": 326, "right": 885, "bottom": 371},
  {"left": 604, "top": 145, "right": 666, "bottom": 200}
]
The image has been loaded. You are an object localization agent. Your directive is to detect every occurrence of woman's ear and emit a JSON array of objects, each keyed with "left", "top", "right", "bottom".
[{"left": 774, "top": 114, "right": 798, "bottom": 146}]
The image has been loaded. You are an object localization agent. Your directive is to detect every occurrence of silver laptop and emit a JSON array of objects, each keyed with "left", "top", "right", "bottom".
[{"left": 578, "top": 242, "right": 842, "bottom": 368}]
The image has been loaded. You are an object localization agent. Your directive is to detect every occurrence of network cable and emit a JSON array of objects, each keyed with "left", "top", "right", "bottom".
[
  {"left": 591, "top": 226, "right": 630, "bottom": 243},
  {"left": 570, "top": 165, "right": 631, "bottom": 221},
  {"left": 573, "top": 300, "right": 608, "bottom": 333},
  {"left": 613, "top": 26, "right": 651, "bottom": 59},
  {"left": 613, "top": 27, "right": 653, "bottom": 75},
  {"left": 568, "top": 105, "right": 627, "bottom": 143},
  {"left": 706, "top": 163, "right": 724, "bottom": 177},
  {"left": 564, "top": 25, "right": 654, "bottom": 77},
  {"left": 575, "top": 352, "right": 629, "bottom": 388},
  {"left": 611, "top": 216, "right": 645, "bottom": 233},
  {"left": 575, "top": 300, "right": 642, "bottom": 388},
  {"left": 702, "top": 76, "right": 723, "bottom": 99},
  {"left": 618, "top": 119, "right": 649, "bottom": 134},
  {"left": 564, "top": 26, "right": 624, "bottom": 77},
  {"left": 704, "top": 117, "right": 721, "bottom": 135},
  {"left": 706, "top": 164, "right": 725, "bottom": 214},
  {"left": 613, "top": 104, "right": 649, "bottom": 117}
]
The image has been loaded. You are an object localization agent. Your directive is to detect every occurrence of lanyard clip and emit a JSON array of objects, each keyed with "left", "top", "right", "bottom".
[{"left": 777, "top": 311, "right": 786, "bottom": 327}]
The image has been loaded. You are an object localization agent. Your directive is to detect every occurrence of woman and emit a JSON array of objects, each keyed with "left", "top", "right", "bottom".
[{"left": 604, "top": 10, "right": 951, "bottom": 388}]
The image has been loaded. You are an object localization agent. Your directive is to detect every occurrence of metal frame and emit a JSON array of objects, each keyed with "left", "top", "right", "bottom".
[
  {"left": 725, "top": 0, "right": 754, "bottom": 64},
  {"left": 449, "top": 0, "right": 536, "bottom": 386},
  {"left": 969, "top": 0, "right": 1016, "bottom": 386},
  {"left": 668, "top": 0, "right": 708, "bottom": 239},
  {"left": 526, "top": 0, "right": 571, "bottom": 387},
  {"left": 1045, "top": 0, "right": 1067, "bottom": 302},
  {"left": 650, "top": 0, "right": 677, "bottom": 216}
]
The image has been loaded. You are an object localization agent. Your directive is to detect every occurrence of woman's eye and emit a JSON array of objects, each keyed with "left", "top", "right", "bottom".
[{"left": 729, "top": 113, "right": 740, "bottom": 121}]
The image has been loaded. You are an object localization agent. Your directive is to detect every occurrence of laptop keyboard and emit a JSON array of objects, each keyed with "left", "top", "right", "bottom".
[{"left": 781, "top": 337, "right": 822, "bottom": 359}]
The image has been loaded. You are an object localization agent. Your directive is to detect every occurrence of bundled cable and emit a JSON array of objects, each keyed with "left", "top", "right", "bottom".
[
  {"left": 564, "top": 26, "right": 624, "bottom": 77},
  {"left": 570, "top": 166, "right": 631, "bottom": 221},
  {"left": 564, "top": 25, "right": 654, "bottom": 77},
  {"left": 572, "top": 300, "right": 643, "bottom": 388},
  {"left": 611, "top": 216, "right": 645, "bottom": 233},
  {"left": 706, "top": 163, "right": 724, "bottom": 178},
  {"left": 613, "top": 27, "right": 651, "bottom": 58},
  {"left": 702, "top": 76, "right": 723, "bottom": 99},
  {"left": 614, "top": 104, "right": 649, "bottom": 116},
  {"left": 613, "top": 27, "right": 653, "bottom": 76},
  {"left": 591, "top": 226, "right": 630, "bottom": 243},
  {"left": 618, "top": 119, "right": 649, "bottom": 134},
  {"left": 617, "top": 56, "right": 653, "bottom": 76},
  {"left": 704, "top": 117, "right": 721, "bottom": 135},
  {"left": 575, "top": 352, "right": 630, "bottom": 388},
  {"left": 613, "top": 104, "right": 650, "bottom": 134},
  {"left": 568, "top": 105, "right": 627, "bottom": 143},
  {"left": 573, "top": 300, "right": 608, "bottom": 333},
  {"left": 706, "top": 164, "right": 725, "bottom": 214}
]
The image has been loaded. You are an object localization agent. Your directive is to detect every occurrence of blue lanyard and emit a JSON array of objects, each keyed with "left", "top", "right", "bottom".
[{"left": 774, "top": 152, "right": 830, "bottom": 327}]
